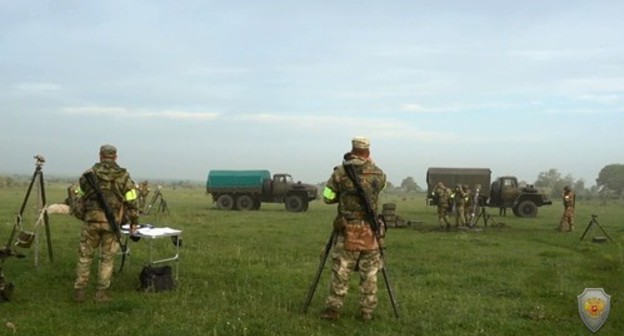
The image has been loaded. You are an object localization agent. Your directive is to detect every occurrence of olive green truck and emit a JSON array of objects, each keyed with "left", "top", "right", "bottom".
[
  {"left": 426, "top": 167, "right": 552, "bottom": 218},
  {"left": 206, "top": 170, "right": 318, "bottom": 212}
]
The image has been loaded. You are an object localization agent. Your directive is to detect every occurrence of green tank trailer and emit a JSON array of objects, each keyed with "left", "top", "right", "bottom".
[
  {"left": 426, "top": 167, "right": 552, "bottom": 218},
  {"left": 206, "top": 170, "right": 318, "bottom": 212}
]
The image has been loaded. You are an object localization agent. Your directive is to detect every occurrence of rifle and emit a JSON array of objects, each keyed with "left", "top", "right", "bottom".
[
  {"left": 301, "top": 229, "right": 336, "bottom": 314},
  {"left": 344, "top": 164, "right": 400, "bottom": 318},
  {"left": 83, "top": 171, "right": 128, "bottom": 273}
]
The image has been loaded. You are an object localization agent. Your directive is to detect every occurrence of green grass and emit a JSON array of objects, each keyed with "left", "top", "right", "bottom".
[{"left": 1, "top": 184, "right": 623, "bottom": 335}]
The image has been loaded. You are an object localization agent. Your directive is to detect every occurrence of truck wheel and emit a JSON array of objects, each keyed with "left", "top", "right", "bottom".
[
  {"left": 285, "top": 195, "right": 304, "bottom": 212},
  {"left": 236, "top": 195, "right": 255, "bottom": 211},
  {"left": 216, "top": 194, "right": 235, "bottom": 210},
  {"left": 514, "top": 201, "right": 537, "bottom": 218}
]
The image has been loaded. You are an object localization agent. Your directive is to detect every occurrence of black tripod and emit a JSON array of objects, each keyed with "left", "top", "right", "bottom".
[
  {"left": 3, "top": 155, "right": 54, "bottom": 266},
  {"left": 473, "top": 206, "right": 497, "bottom": 228},
  {"left": 580, "top": 214, "right": 614, "bottom": 242},
  {"left": 145, "top": 186, "right": 170, "bottom": 216}
]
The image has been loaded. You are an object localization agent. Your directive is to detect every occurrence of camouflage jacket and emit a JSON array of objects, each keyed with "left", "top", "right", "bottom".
[
  {"left": 563, "top": 191, "right": 575, "bottom": 209},
  {"left": 79, "top": 159, "right": 139, "bottom": 225},
  {"left": 433, "top": 186, "right": 450, "bottom": 208},
  {"left": 325, "top": 152, "right": 386, "bottom": 251},
  {"left": 451, "top": 189, "right": 467, "bottom": 206}
]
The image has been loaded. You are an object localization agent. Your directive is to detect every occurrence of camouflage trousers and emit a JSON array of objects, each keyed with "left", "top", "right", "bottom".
[
  {"left": 455, "top": 207, "right": 466, "bottom": 227},
  {"left": 437, "top": 206, "right": 450, "bottom": 228},
  {"left": 325, "top": 235, "right": 381, "bottom": 314},
  {"left": 74, "top": 221, "right": 120, "bottom": 291},
  {"left": 558, "top": 207, "right": 575, "bottom": 231}
]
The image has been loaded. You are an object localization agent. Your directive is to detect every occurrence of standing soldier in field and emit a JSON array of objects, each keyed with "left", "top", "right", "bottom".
[
  {"left": 450, "top": 184, "right": 467, "bottom": 228},
  {"left": 320, "top": 136, "right": 386, "bottom": 321},
  {"left": 73, "top": 144, "right": 139, "bottom": 303},
  {"left": 432, "top": 182, "right": 451, "bottom": 230},
  {"left": 557, "top": 186, "right": 575, "bottom": 232},
  {"left": 138, "top": 180, "right": 150, "bottom": 214}
]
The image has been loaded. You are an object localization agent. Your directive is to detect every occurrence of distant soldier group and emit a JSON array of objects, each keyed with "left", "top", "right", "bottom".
[{"left": 431, "top": 182, "right": 481, "bottom": 230}]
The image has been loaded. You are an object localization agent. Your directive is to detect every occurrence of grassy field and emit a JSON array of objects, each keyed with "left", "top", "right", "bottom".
[{"left": 0, "top": 183, "right": 623, "bottom": 336}]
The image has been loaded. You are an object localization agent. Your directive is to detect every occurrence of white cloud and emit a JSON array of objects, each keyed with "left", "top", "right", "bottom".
[
  {"left": 12, "top": 82, "right": 62, "bottom": 92},
  {"left": 230, "top": 113, "right": 459, "bottom": 143},
  {"left": 61, "top": 106, "right": 220, "bottom": 120},
  {"left": 543, "top": 108, "right": 610, "bottom": 115},
  {"left": 182, "top": 65, "right": 251, "bottom": 76},
  {"left": 400, "top": 103, "right": 462, "bottom": 113},
  {"left": 557, "top": 77, "right": 624, "bottom": 94},
  {"left": 576, "top": 94, "right": 621, "bottom": 104},
  {"left": 509, "top": 47, "right": 623, "bottom": 62}
]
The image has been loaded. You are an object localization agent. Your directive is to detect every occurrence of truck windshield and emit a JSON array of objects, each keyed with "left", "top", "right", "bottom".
[{"left": 275, "top": 175, "right": 294, "bottom": 183}]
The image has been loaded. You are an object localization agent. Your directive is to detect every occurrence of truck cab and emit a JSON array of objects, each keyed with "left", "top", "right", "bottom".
[
  {"left": 271, "top": 174, "right": 294, "bottom": 200},
  {"left": 489, "top": 176, "right": 552, "bottom": 218}
]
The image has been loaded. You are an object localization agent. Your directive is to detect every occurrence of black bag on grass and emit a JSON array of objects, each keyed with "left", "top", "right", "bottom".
[
  {"left": 139, "top": 265, "right": 175, "bottom": 292},
  {"left": 0, "top": 268, "right": 14, "bottom": 302}
]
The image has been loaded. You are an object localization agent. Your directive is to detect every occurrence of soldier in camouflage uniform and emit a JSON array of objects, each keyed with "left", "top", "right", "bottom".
[
  {"left": 450, "top": 184, "right": 467, "bottom": 228},
  {"left": 557, "top": 186, "right": 575, "bottom": 232},
  {"left": 431, "top": 182, "right": 451, "bottom": 230},
  {"left": 320, "top": 136, "right": 386, "bottom": 321},
  {"left": 137, "top": 181, "right": 150, "bottom": 214},
  {"left": 73, "top": 144, "right": 139, "bottom": 303}
]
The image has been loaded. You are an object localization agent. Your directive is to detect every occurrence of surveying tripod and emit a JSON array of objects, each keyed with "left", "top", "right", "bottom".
[
  {"left": 145, "top": 185, "right": 170, "bottom": 216},
  {"left": 2, "top": 155, "right": 53, "bottom": 266},
  {"left": 580, "top": 214, "right": 614, "bottom": 242}
]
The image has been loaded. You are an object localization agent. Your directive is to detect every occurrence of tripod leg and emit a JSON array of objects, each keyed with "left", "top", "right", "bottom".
[
  {"left": 594, "top": 221, "right": 615, "bottom": 242},
  {"left": 579, "top": 219, "right": 594, "bottom": 241},
  {"left": 6, "top": 168, "right": 39, "bottom": 248},
  {"left": 39, "top": 171, "right": 53, "bottom": 262},
  {"left": 474, "top": 209, "right": 483, "bottom": 227}
]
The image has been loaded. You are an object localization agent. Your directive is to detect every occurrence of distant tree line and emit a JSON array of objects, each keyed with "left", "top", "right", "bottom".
[
  {"left": 534, "top": 164, "right": 624, "bottom": 200},
  {"left": 0, "top": 174, "right": 204, "bottom": 190}
]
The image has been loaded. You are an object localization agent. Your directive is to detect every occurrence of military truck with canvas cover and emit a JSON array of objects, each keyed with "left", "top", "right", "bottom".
[
  {"left": 426, "top": 167, "right": 552, "bottom": 218},
  {"left": 206, "top": 170, "right": 318, "bottom": 212}
]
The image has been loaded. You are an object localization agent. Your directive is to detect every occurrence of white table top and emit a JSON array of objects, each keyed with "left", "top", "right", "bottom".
[{"left": 121, "top": 224, "right": 182, "bottom": 238}]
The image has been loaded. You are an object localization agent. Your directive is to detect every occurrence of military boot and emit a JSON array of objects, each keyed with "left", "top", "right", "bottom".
[
  {"left": 94, "top": 290, "right": 112, "bottom": 303},
  {"left": 320, "top": 308, "right": 340, "bottom": 320},
  {"left": 73, "top": 289, "right": 86, "bottom": 303}
]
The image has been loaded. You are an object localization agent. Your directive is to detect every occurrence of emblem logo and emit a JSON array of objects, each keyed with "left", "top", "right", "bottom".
[{"left": 577, "top": 288, "right": 611, "bottom": 333}]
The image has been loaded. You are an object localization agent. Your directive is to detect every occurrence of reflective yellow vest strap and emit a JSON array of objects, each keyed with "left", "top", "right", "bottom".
[{"left": 323, "top": 186, "right": 337, "bottom": 201}]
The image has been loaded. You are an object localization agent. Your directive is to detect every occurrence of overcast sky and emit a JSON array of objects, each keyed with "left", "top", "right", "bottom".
[{"left": 1, "top": 1, "right": 623, "bottom": 187}]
